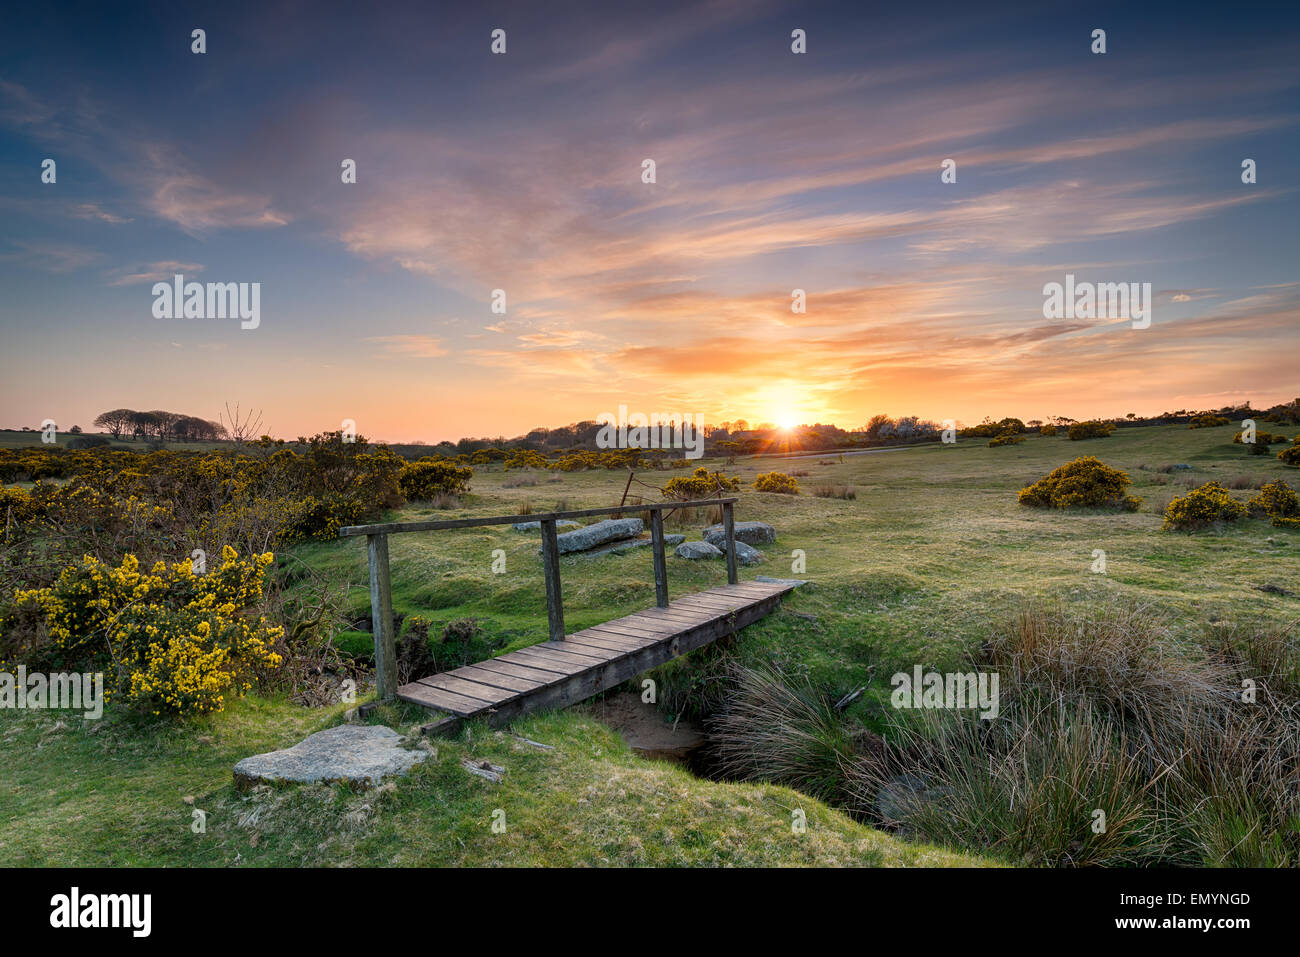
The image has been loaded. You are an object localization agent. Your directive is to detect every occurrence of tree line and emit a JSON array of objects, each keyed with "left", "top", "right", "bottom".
[{"left": 92, "top": 408, "right": 227, "bottom": 442}]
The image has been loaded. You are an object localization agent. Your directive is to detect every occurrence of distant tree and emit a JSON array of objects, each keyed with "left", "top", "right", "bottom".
[
  {"left": 93, "top": 408, "right": 136, "bottom": 438},
  {"left": 69, "top": 424, "right": 82, "bottom": 434}
]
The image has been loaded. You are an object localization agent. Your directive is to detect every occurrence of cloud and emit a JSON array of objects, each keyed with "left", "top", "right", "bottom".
[
  {"left": 364, "top": 335, "right": 447, "bottom": 358},
  {"left": 107, "top": 262, "right": 205, "bottom": 286}
]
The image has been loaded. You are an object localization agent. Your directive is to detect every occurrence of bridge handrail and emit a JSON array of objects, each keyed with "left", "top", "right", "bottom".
[
  {"left": 338, "top": 497, "right": 739, "bottom": 537},
  {"left": 340, "top": 496, "right": 741, "bottom": 699}
]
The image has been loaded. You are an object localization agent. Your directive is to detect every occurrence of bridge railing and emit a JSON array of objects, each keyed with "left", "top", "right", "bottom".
[{"left": 339, "top": 497, "right": 740, "bottom": 698}]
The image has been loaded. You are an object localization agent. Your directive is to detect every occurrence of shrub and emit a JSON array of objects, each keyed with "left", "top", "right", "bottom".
[
  {"left": 1039, "top": 424, "right": 1057, "bottom": 437},
  {"left": 1188, "top": 414, "right": 1231, "bottom": 429},
  {"left": 988, "top": 433, "right": 1025, "bottom": 448},
  {"left": 752, "top": 471, "right": 800, "bottom": 494},
  {"left": 1233, "top": 430, "right": 1286, "bottom": 446},
  {"left": 1279, "top": 437, "right": 1300, "bottom": 468},
  {"left": 1, "top": 547, "right": 282, "bottom": 716},
  {"left": 1018, "top": 456, "right": 1140, "bottom": 511},
  {"left": 1067, "top": 420, "right": 1116, "bottom": 440},
  {"left": 1249, "top": 480, "right": 1300, "bottom": 528},
  {"left": 503, "top": 449, "right": 549, "bottom": 470},
  {"left": 399, "top": 459, "right": 472, "bottom": 500},
  {"left": 1162, "top": 482, "right": 1247, "bottom": 530},
  {"left": 663, "top": 467, "right": 740, "bottom": 500},
  {"left": 960, "top": 417, "right": 1026, "bottom": 439}
]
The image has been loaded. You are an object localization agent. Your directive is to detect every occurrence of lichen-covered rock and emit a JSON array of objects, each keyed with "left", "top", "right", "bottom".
[
  {"left": 720, "top": 539, "right": 764, "bottom": 566},
  {"left": 511, "top": 519, "right": 582, "bottom": 532},
  {"left": 676, "top": 540, "right": 723, "bottom": 559},
  {"left": 541, "top": 517, "right": 643, "bottom": 554},
  {"left": 233, "top": 725, "right": 427, "bottom": 789},
  {"left": 702, "top": 521, "right": 776, "bottom": 547}
]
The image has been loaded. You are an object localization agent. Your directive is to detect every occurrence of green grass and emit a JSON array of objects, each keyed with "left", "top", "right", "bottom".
[
  {"left": 0, "top": 698, "right": 981, "bottom": 866},
  {"left": 3, "top": 421, "right": 1296, "bottom": 866},
  {"left": 310, "top": 424, "right": 1300, "bottom": 703}
]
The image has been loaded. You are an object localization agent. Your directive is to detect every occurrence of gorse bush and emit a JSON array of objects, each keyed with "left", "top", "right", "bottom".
[
  {"left": 1279, "top": 436, "right": 1300, "bottom": 468},
  {"left": 1067, "top": 420, "right": 1116, "bottom": 440},
  {"left": 1249, "top": 479, "right": 1300, "bottom": 529},
  {"left": 752, "top": 472, "right": 800, "bottom": 494},
  {"left": 503, "top": 449, "right": 549, "bottom": 470},
  {"left": 662, "top": 467, "right": 740, "bottom": 500},
  {"left": 1018, "top": 456, "right": 1140, "bottom": 511},
  {"left": 1039, "top": 424, "right": 1057, "bottom": 436},
  {"left": 1, "top": 547, "right": 282, "bottom": 716},
  {"left": 398, "top": 459, "right": 473, "bottom": 501},
  {"left": 1162, "top": 481, "right": 1247, "bottom": 530},
  {"left": 1188, "top": 414, "right": 1232, "bottom": 429},
  {"left": 988, "top": 433, "right": 1024, "bottom": 447}
]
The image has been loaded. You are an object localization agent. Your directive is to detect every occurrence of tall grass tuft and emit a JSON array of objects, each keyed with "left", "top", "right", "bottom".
[{"left": 710, "top": 663, "right": 858, "bottom": 804}]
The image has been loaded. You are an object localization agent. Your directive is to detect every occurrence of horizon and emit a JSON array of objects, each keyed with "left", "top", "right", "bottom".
[{"left": 3, "top": 1, "right": 1299, "bottom": 442}]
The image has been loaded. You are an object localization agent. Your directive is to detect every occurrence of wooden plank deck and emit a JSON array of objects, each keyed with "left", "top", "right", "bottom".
[{"left": 396, "top": 580, "right": 796, "bottom": 728}]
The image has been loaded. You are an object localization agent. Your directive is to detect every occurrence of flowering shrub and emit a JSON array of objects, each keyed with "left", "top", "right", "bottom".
[
  {"left": 1188, "top": 414, "right": 1232, "bottom": 429},
  {"left": 988, "top": 434, "right": 1025, "bottom": 447},
  {"left": 1018, "top": 456, "right": 1140, "bottom": 511},
  {"left": 1067, "top": 421, "right": 1116, "bottom": 440},
  {"left": 752, "top": 472, "right": 800, "bottom": 494},
  {"left": 1162, "top": 482, "right": 1247, "bottom": 531},
  {"left": 503, "top": 449, "right": 549, "bottom": 470},
  {"left": 399, "top": 460, "right": 473, "bottom": 500},
  {"left": 663, "top": 467, "right": 741, "bottom": 500},
  {"left": 1, "top": 547, "right": 282, "bottom": 716},
  {"left": 1233, "top": 430, "right": 1286, "bottom": 445},
  {"left": 547, "top": 449, "right": 643, "bottom": 471},
  {"left": 1249, "top": 480, "right": 1300, "bottom": 529},
  {"left": 1279, "top": 437, "right": 1300, "bottom": 468},
  {"left": 1039, "top": 424, "right": 1057, "bottom": 436}
]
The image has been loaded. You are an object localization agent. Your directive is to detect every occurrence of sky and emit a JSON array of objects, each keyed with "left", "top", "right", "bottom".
[{"left": 1, "top": 0, "right": 1298, "bottom": 442}]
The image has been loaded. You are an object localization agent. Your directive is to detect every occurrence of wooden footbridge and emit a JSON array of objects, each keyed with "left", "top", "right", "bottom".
[{"left": 340, "top": 498, "right": 796, "bottom": 732}]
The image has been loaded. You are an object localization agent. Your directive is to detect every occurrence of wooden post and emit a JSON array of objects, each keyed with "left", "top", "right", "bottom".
[
  {"left": 367, "top": 533, "right": 397, "bottom": 698},
  {"left": 650, "top": 507, "right": 668, "bottom": 608},
  {"left": 722, "top": 501, "right": 738, "bottom": 585},
  {"left": 540, "top": 518, "right": 565, "bottom": 641}
]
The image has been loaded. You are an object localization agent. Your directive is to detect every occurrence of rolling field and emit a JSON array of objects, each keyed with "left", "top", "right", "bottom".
[{"left": 2, "top": 422, "right": 1296, "bottom": 866}]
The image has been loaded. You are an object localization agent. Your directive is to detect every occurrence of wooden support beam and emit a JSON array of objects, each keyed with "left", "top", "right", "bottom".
[
  {"left": 650, "top": 508, "right": 669, "bottom": 608},
  {"left": 722, "top": 501, "right": 738, "bottom": 585},
  {"left": 367, "top": 533, "right": 397, "bottom": 699},
  {"left": 540, "top": 518, "right": 565, "bottom": 642}
]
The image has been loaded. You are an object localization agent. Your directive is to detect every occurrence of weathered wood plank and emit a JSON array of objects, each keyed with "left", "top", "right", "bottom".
[
  {"left": 472, "top": 657, "right": 569, "bottom": 681},
  {"left": 540, "top": 519, "right": 565, "bottom": 642},
  {"left": 507, "top": 646, "right": 602, "bottom": 674},
  {"left": 367, "top": 533, "right": 398, "bottom": 699},
  {"left": 416, "top": 673, "right": 515, "bottom": 704},
  {"left": 723, "top": 502, "right": 738, "bottom": 585},
  {"left": 397, "top": 680, "right": 490, "bottom": 716},
  {"left": 564, "top": 629, "right": 652, "bottom": 652},
  {"left": 455, "top": 664, "right": 547, "bottom": 693},
  {"left": 650, "top": 509, "right": 668, "bottom": 608}
]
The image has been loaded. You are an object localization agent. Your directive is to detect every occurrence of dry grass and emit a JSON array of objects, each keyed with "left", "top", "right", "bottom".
[
  {"left": 844, "top": 602, "right": 1300, "bottom": 866},
  {"left": 812, "top": 484, "right": 856, "bottom": 499}
]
